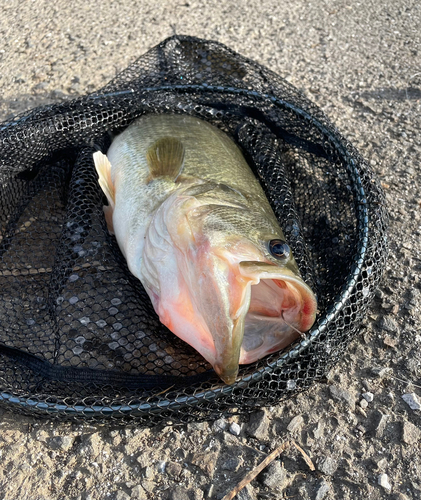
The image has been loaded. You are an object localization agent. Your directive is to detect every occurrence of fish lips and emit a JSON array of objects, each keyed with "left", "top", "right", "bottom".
[
  {"left": 211, "top": 261, "right": 317, "bottom": 385},
  {"left": 238, "top": 261, "right": 317, "bottom": 333}
]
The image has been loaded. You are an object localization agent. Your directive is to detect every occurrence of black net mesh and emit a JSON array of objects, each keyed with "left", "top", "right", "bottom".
[{"left": 0, "top": 35, "right": 388, "bottom": 424}]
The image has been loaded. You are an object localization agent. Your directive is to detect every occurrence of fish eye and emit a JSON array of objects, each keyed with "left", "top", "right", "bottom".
[{"left": 268, "top": 239, "right": 290, "bottom": 260}]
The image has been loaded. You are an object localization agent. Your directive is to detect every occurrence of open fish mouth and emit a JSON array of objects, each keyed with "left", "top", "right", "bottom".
[
  {"left": 241, "top": 267, "right": 317, "bottom": 362},
  {"left": 240, "top": 262, "right": 317, "bottom": 359},
  {"left": 211, "top": 261, "right": 317, "bottom": 384}
]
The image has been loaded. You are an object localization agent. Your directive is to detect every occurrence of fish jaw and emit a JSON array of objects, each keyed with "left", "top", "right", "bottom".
[
  {"left": 176, "top": 252, "right": 317, "bottom": 384},
  {"left": 238, "top": 262, "right": 317, "bottom": 364},
  {"left": 152, "top": 242, "right": 316, "bottom": 384},
  {"left": 141, "top": 206, "right": 254, "bottom": 383},
  {"left": 184, "top": 247, "right": 254, "bottom": 385},
  {"left": 141, "top": 239, "right": 252, "bottom": 384}
]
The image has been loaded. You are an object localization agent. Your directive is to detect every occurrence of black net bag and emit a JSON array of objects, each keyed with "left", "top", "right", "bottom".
[{"left": 0, "top": 35, "right": 388, "bottom": 424}]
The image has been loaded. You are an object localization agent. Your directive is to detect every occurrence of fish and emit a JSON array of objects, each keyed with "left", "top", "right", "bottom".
[{"left": 93, "top": 114, "right": 317, "bottom": 385}]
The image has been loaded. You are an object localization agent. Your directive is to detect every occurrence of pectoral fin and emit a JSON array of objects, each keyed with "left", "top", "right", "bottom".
[
  {"left": 146, "top": 137, "right": 185, "bottom": 182},
  {"left": 93, "top": 151, "right": 115, "bottom": 234}
]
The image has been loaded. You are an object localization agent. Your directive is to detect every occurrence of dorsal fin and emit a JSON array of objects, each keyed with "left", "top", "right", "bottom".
[{"left": 146, "top": 137, "right": 185, "bottom": 181}]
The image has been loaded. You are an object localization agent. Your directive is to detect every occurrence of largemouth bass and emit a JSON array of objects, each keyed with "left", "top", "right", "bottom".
[{"left": 93, "top": 114, "right": 317, "bottom": 384}]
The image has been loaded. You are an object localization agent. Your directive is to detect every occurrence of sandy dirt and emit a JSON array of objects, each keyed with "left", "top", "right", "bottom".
[{"left": 0, "top": 1, "right": 420, "bottom": 499}]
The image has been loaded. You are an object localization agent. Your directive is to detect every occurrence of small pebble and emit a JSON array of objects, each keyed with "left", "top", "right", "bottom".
[
  {"left": 46, "top": 435, "right": 74, "bottom": 451},
  {"left": 260, "top": 461, "right": 288, "bottom": 490},
  {"left": 393, "top": 493, "right": 410, "bottom": 500},
  {"left": 157, "top": 461, "right": 166, "bottom": 473},
  {"left": 359, "top": 399, "right": 369, "bottom": 409},
  {"left": 329, "top": 385, "right": 356, "bottom": 410},
  {"left": 362, "top": 392, "right": 374, "bottom": 402},
  {"left": 378, "top": 473, "right": 392, "bottom": 491},
  {"left": 362, "top": 380, "right": 372, "bottom": 391},
  {"left": 384, "top": 335, "right": 398, "bottom": 348},
  {"left": 236, "top": 484, "right": 256, "bottom": 500},
  {"left": 317, "top": 457, "right": 338, "bottom": 476},
  {"left": 391, "top": 304, "right": 399, "bottom": 315},
  {"left": 371, "top": 366, "right": 392, "bottom": 378},
  {"left": 402, "top": 393, "right": 421, "bottom": 410},
  {"left": 356, "top": 424, "right": 366, "bottom": 435},
  {"left": 286, "top": 380, "right": 296, "bottom": 390},
  {"left": 141, "top": 481, "right": 155, "bottom": 494},
  {"left": 169, "top": 487, "right": 196, "bottom": 500},
  {"left": 315, "top": 479, "right": 330, "bottom": 500},
  {"left": 142, "top": 466, "right": 154, "bottom": 480},
  {"left": 287, "top": 415, "right": 304, "bottom": 433},
  {"left": 247, "top": 410, "right": 270, "bottom": 440},
  {"left": 113, "top": 491, "right": 131, "bottom": 500},
  {"left": 373, "top": 410, "right": 389, "bottom": 438},
  {"left": 229, "top": 422, "right": 241, "bottom": 436},
  {"left": 221, "top": 457, "right": 242, "bottom": 471},
  {"left": 165, "top": 462, "right": 182, "bottom": 478},
  {"left": 379, "top": 316, "right": 398, "bottom": 333},
  {"left": 402, "top": 420, "right": 421, "bottom": 445},
  {"left": 212, "top": 418, "right": 227, "bottom": 433},
  {"left": 131, "top": 485, "right": 147, "bottom": 500},
  {"left": 313, "top": 422, "right": 324, "bottom": 439}
]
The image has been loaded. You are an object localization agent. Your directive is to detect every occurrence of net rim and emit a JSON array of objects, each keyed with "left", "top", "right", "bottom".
[{"left": 0, "top": 84, "right": 373, "bottom": 419}]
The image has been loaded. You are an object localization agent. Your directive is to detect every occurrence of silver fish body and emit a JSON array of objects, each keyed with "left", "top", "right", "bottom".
[{"left": 93, "top": 114, "right": 317, "bottom": 384}]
